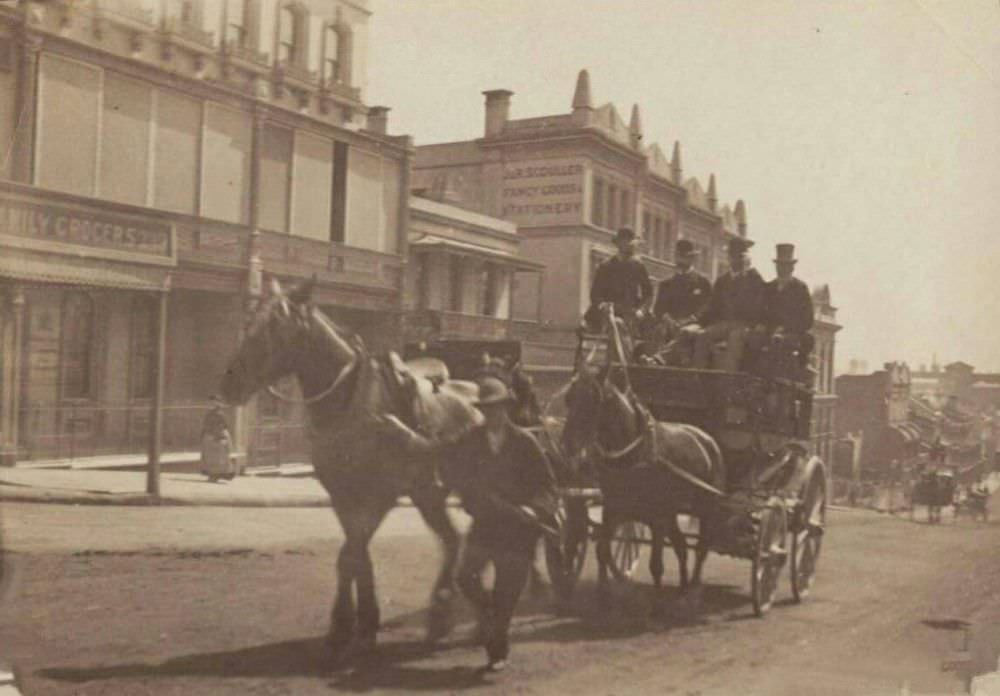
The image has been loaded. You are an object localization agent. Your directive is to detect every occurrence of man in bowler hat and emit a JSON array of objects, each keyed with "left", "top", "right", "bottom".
[
  {"left": 380, "top": 376, "right": 558, "bottom": 672},
  {"left": 584, "top": 227, "right": 653, "bottom": 333},
  {"left": 761, "top": 243, "right": 815, "bottom": 369},
  {"left": 693, "top": 236, "right": 765, "bottom": 371},
  {"left": 654, "top": 239, "right": 712, "bottom": 335}
]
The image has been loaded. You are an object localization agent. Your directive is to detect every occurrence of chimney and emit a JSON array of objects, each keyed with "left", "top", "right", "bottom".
[
  {"left": 707, "top": 174, "right": 718, "bottom": 212},
  {"left": 571, "top": 69, "right": 593, "bottom": 126},
  {"left": 734, "top": 199, "right": 747, "bottom": 235},
  {"left": 670, "top": 141, "right": 682, "bottom": 184},
  {"left": 366, "top": 106, "right": 389, "bottom": 135},
  {"left": 628, "top": 104, "right": 643, "bottom": 150},
  {"left": 483, "top": 89, "right": 513, "bottom": 137}
]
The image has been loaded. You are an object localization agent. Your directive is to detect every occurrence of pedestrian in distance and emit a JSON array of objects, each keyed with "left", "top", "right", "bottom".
[
  {"left": 201, "top": 395, "right": 235, "bottom": 483},
  {"left": 380, "top": 376, "right": 559, "bottom": 672}
]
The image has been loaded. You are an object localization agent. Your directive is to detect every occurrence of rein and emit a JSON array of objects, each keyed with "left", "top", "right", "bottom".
[{"left": 267, "top": 357, "right": 357, "bottom": 405}]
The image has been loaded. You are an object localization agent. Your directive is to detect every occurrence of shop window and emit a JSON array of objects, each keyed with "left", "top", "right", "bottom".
[
  {"left": 591, "top": 177, "right": 605, "bottom": 228},
  {"left": 323, "top": 25, "right": 339, "bottom": 84},
  {"left": 61, "top": 293, "right": 95, "bottom": 401},
  {"left": 36, "top": 54, "right": 100, "bottom": 196},
  {"left": 129, "top": 296, "right": 156, "bottom": 400},
  {"left": 259, "top": 123, "right": 293, "bottom": 234}
]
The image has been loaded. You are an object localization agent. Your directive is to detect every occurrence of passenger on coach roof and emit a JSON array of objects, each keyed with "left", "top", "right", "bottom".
[
  {"left": 653, "top": 238, "right": 712, "bottom": 338},
  {"left": 760, "top": 243, "right": 815, "bottom": 370},
  {"left": 692, "top": 237, "right": 765, "bottom": 371},
  {"left": 582, "top": 227, "right": 653, "bottom": 334}
]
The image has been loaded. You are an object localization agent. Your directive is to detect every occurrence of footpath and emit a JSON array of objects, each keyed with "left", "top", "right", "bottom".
[{"left": 0, "top": 465, "right": 330, "bottom": 508}]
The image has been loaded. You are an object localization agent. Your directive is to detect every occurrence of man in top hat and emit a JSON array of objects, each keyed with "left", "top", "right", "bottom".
[
  {"left": 380, "top": 376, "right": 558, "bottom": 672},
  {"left": 583, "top": 227, "right": 653, "bottom": 333},
  {"left": 654, "top": 239, "right": 712, "bottom": 334},
  {"left": 761, "top": 243, "right": 815, "bottom": 369},
  {"left": 693, "top": 236, "right": 766, "bottom": 371}
]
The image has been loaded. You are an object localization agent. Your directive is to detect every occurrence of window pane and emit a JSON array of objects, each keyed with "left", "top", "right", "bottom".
[
  {"left": 324, "top": 26, "right": 339, "bottom": 79},
  {"left": 100, "top": 74, "right": 151, "bottom": 206},
  {"left": 61, "top": 293, "right": 94, "bottom": 400},
  {"left": 202, "top": 103, "right": 252, "bottom": 224},
  {"left": 345, "top": 147, "right": 383, "bottom": 251},
  {"left": 259, "top": 124, "right": 292, "bottom": 233},
  {"left": 37, "top": 54, "right": 99, "bottom": 196},
  {"left": 381, "top": 156, "right": 401, "bottom": 254},
  {"left": 291, "top": 131, "right": 333, "bottom": 240},
  {"left": 279, "top": 7, "right": 295, "bottom": 61},
  {"left": 153, "top": 89, "right": 200, "bottom": 214},
  {"left": 607, "top": 185, "right": 617, "bottom": 230}
]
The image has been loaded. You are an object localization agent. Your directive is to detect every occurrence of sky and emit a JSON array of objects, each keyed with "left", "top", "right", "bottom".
[{"left": 366, "top": 0, "right": 1000, "bottom": 375}]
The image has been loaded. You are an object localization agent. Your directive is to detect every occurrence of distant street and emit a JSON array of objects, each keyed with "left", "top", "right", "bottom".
[{"left": 2, "top": 502, "right": 1000, "bottom": 695}]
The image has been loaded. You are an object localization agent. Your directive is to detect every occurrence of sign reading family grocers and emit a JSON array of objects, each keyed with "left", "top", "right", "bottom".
[
  {"left": 0, "top": 193, "right": 174, "bottom": 263},
  {"left": 500, "top": 159, "right": 585, "bottom": 226}
]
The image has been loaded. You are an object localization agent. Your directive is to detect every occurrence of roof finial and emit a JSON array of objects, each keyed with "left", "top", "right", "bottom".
[
  {"left": 572, "top": 69, "right": 593, "bottom": 126},
  {"left": 670, "top": 140, "right": 682, "bottom": 184},
  {"left": 628, "top": 104, "right": 642, "bottom": 149},
  {"left": 707, "top": 174, "right": 718, "bottom": 212}
]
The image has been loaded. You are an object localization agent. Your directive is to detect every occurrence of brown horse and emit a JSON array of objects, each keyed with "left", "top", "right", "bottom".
[
  {"left": 219, "top": 278, "right": 480, "bottom": 661},
  {"left": 560, "top": 360, "right": 725, "bottom": 612}
]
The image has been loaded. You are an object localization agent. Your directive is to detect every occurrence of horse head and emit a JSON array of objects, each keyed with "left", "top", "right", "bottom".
[
  {"left": 561, "top": 351, "right": 641, "bottom": 461},
  {"left": 219, "top": 277, "right": 356, "bottom": 405}
]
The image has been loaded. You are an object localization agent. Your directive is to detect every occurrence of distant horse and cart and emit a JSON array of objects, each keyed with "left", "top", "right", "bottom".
[{"left": 219, "top": 283, "right": 827, "bottom": 664}]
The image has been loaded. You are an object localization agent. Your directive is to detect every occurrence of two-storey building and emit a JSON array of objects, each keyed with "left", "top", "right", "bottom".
[{"left": 0, "top": 0, "right": 408, "bottom": 467}]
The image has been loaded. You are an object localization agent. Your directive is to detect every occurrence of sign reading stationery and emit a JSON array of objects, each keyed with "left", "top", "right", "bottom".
[{"left": 0, "top": 188, "right": 176, "bottom": 266}]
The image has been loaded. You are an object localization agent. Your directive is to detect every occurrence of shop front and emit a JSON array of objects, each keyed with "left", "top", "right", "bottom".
[{"left": 0, "top": 183, "right": 176, "bottom": 465}]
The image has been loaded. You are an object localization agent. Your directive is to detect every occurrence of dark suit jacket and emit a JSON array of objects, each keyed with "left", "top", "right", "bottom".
[
  {"left": 442, "top": 422, "right": 558, "bottom": 553},
  {"left": 654, "top": 270, "right": 712, "bottom": 322},
  {"left": 701, "top": 267, "right": 766, "bottom": 325},
  {"left": 762, "top": 277, "right": 814, "bottom": 334},
  {"left": 590, "top": 256, "right": 653, "bottom": 312}
]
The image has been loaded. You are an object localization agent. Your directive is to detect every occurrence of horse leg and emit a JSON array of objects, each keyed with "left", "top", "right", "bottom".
[
  {"left": 410, "top": 484, "right": 461, "bottom": 643},
  {"left": 354, "top": 496, "right": 396, "bottom": 653},
  {"left": 595, "top": 506, "right": 615, "bottom": 609},
  {"left": 648, "top": 522, "right": 665, "bottom": 618},
  {"left": 665, "top": 516, "right": 691, "bottom": 607}
]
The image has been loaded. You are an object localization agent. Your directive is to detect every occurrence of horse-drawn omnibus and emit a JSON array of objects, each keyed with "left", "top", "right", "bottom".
[{"left": 553, "top": 308, "right": 827, "bottom": 617}]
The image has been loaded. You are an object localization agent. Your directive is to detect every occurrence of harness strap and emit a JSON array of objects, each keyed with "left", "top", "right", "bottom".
[{"left": 268, "top": 357, "right": 357, "bottom": 405}]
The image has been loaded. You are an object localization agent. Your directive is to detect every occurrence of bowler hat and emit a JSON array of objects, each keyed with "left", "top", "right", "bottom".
[
  {"left": 728, "top": 237, "right": 754, "bottom": 255},
  {"left": 773, "top": 243, "right": 797, "bottom": 264},
  {"left": 473, "top": 376, "right": 514, "bottom": 407},
  {"left": 675, "top": 239, "right": 698, "bottom": 257},
  {"left": 613, "top": 227, "right": 638, "bottom": 245}
]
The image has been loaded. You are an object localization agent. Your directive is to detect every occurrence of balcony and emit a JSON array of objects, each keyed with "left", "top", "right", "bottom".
[
  {"left": 220, "top": 38, "right": 270, "bottom": 69},
  {"left": 97, "top": 0, "right": 154, "bottom": 26},
  {"left": 321, "top": 78, "right": 362, "bottom": 104},
  {"left": 159, "top": 16, "right": 215, "bottom": 51},
  {"left": 274, "top": 59, "right": 319, "bottom": 88}
]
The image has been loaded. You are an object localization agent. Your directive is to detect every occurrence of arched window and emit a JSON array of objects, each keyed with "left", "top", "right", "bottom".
[
  {"left": 278, "top": 4, "right": 300, "bottom": 64},
  {"left": 61, "top": 292, "right": 95, "bottom": 400},
  {"left": 129, "top": 295, "right": 156, "bottom": 400},
  {"left": 323, "top": 24, "right": 340, "bottom": 84}
]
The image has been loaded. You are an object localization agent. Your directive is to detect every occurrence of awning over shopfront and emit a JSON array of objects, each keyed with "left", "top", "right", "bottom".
[
  {"left": 410, "top": 234, "right": 545, "bottom": 271},
  {"left": 0, "top": 250, "right": 170, "bottom": 291}
]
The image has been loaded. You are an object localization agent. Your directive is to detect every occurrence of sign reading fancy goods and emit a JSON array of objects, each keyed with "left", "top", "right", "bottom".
[
  {"left": 0, "top": 194, "right": 174, "bottom": 264},
  {"left": 500, "top": 159, "right": 585, "bottom": 226}
]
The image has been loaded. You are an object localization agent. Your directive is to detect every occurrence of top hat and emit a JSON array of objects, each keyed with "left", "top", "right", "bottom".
[
  {"left": 773, "top": 243, "right": 797, "bottom": 264},
  {"left": 675, "top": 239, "right": 698, "bottom": 257},
  {"left": 613, "top": 227, "right": 638, "bottom": 245},
  {"left": 474, "top": 376, "right": 514, "bottom": 407},
  {"left": 727, "top": 237, "right": 754, "bottom": 255}
]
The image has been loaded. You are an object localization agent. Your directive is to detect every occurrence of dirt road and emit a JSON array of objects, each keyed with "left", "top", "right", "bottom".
[{"left": 1, "top": 502, "right": 999, "bottom": 695}]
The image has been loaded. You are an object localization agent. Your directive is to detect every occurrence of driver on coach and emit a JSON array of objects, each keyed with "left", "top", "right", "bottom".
[{"left": 583, "top": 227, "right": 653, "bottom": 333}]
